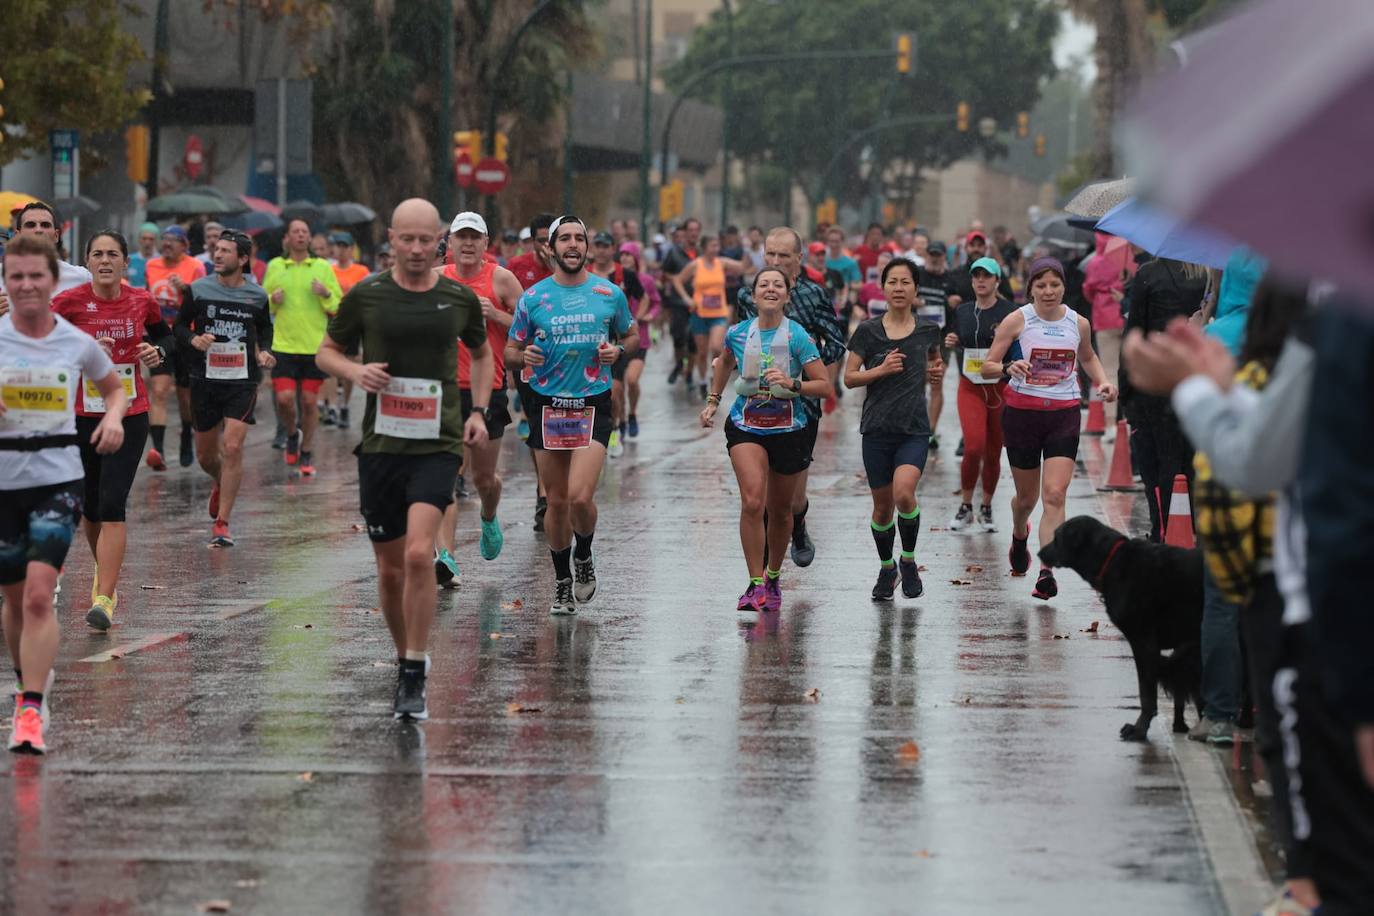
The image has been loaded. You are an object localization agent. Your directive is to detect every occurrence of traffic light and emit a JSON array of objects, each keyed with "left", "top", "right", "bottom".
[
  {"left": 659, "top": 180, "right": 684, "bottom": 223},
  {"left": 894, "top": 32, "right": 914, "bottom": 76},
  {"left": 494, "top": 131, "right": 509, "bottom": 162},
  {"left": 453, "top": 129, "right": 482, "bottom": 163},
  {"left": 956, "top": 101, "right": 970, "bottom": 133},
  {"left": 1034, "top": 133, "right": 1047, "bottom": 157},
  {"left": 125, "top": 125, "right": 149, "bottom": 184},
  {"left": 1016, "top": 111, "right": 1030, "bottom": 139},
  {"left": 815, "top": 197, "right": 837, "bottom": 227}
]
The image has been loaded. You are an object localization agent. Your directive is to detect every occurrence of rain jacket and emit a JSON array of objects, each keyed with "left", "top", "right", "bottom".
[
  {"left": 1081, "top": 232, "right": 1130, "bottom": 330},
  {"left": 1205, "top": 247, "right": 1267, "bottom": 356}
]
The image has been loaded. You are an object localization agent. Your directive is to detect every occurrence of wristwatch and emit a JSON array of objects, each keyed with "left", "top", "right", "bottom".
[
  {"left": 790, "top": 377, "right": 802, "bottom": 393},
  {"left": 470, "top": 406, "right": 491, "bottom": 421}
]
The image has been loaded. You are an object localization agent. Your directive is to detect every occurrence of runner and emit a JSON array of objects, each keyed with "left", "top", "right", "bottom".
[
  {"left": 175, "top": 230, "right": 275, "bottom": 548},
  {"left": 944, "top": 257, "right": 1017, "bottom": 532},
  {"left": 2, "top": 234, "right": 127, "bottom": 754},
  {"left": 659, "top": 218, "right": 701, "bottom": 387},
  {"left": 434, "top": 211, "right": 522, "bottom": 584},
  {"left": 143, "top": 225, "right": 206, "bottom": 470},
  {"left": 856, "top": 250, "right": 893, "bottom": 319},
  {"left": 317, "top": 199, "right": 493, "bottom": 720},
  {"left": 673, "top": 234, "right": 747, "bottom": 401},
  {"left": 843, "top": 257, "right": 945, "bottom": 601},
  {"left": 50, "top": 230, "right": 170, "bottom": 631},
  {"left": 504, "top": 215, "right": 637, "bottom": 616},
  {"left": 614, "top": 242, "right": 653, "bottom": 441},
  {"left": 127, "top": 223, "right": 159, "bottom": 288},
  {"left": 699, "top": 267, "right": 829, "bottom": 612},
  {"left": 195, "top": 222, "right": 223, "bottom": 272},
  {"left": 915, "top": 240, "right": 961, "bottom": 450},
  {"left": 323, "top": 231, "right": 370, "bottom": 430},
  {"left": 505, "top": 214, "right": 556, "bottom": 529},
  {"left": 264, "top": 217, "right": 342, "bottom": 477},
  {"left": 589, "top": 231, "right": 648, "bottom": 456},
  {"left": 981, "top": 257, "right": 1117, "bottom": 599},
  {"left": 735, "top": 227, "right": 848, "bottom": 568},
  {"left": 0, "top": 202, "right": 93, "bottom": 297}
]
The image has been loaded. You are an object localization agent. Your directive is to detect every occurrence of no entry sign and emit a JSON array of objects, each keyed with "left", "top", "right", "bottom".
[{"left": 473, "top": 158, "right": 510, "bottom": 195}]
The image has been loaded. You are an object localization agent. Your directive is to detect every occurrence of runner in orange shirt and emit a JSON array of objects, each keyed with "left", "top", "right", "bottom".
[{"left": 326, "top": 232, "right": 370, "bottom": 429}]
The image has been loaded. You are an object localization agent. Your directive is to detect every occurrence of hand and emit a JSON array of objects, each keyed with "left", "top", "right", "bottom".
[
  {"left": 943, "top": 332, "right": 959, "bottom": 349},
  {"left": 762, "top": 367, "right": 790, "bottom": 388},
  {"left": 478, "top": 296, "right": 495, "bottom": 320},
  {"left": 191, "top": 333, "right": 215, "bottom": 352},
  {"left": 463, "top": 413, "right": 490, "bottom": 447},
  {"left": 169, "top": 275, "right": 187, "bottom": 292},
  {"left": 311, "top": 279, "right": 329, "bottom": 298},
  {"left": 91, "top": 415, "right": 126, "bottom": 455},
  {"left": 355, "top": 361, "right": 392, "bottom": 393},
  {"left": 136, "top": 342, "right": 163, "bottom": 368},
  {"left": 927, "top": 359, "right": 945, "bottom": 385},
  {"left": 879, "top": 348, "right": 905, "bottom": 376},
  {"left": 699, "top": 402, "right": 718, "bottom": 428},
  {"left": 1357, "top": 725, "right": 1374, "bottom": 790},
  {"left": 270, "top": 288, "right": 285, "bottom": 306},
  {"left": 1006, "top": 358, "right": 1032, "bottom": 381},
  {"left": 1097, "top": 382, "right": 1118, "bottom": 403},
  {"left": 948, "top": 295, "right": 963, "bottom": 308},
  {"left": 95, "top": 336, "right": 116, "bottom": 356},
  {"left": 257, "top": 350, "right": 277, "bottom": 369},
  {"left": 1111, "top": 289, "right": 1125, "bottom": 303},
  {"left": 597, "top": 341, "right": 620, "bottom": 365},
  {"left": 523, "top": 344, "right": 545, "bottom": 368}
]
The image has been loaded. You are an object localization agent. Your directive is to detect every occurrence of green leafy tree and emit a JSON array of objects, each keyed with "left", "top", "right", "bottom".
[
  {"left": 0, "top": 0, "right": 149, "bottom": 168},
  {"left": 665, "top": 0, "right": 1060, "bottom": 215}
]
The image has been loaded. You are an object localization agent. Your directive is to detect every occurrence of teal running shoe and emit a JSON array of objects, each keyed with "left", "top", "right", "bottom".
[{"left": 480, "top": 515, "right": 504, "bottom": 560}]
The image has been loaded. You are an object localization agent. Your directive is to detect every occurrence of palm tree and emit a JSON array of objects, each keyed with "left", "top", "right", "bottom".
[{"left": 1063, "top": 0, "right": 1156, "bottom": 178}]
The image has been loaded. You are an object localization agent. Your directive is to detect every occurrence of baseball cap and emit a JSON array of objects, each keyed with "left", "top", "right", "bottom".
[
  {"left": 970, "top": 256, "right": 1002, "bottom": 277},
  {"left": 593, "top": 231, "right": 615, "bottom": 246},
  {"left": 518, "top": 227, "right": 531, "bottom": 241},
  {"left": 138, "top": 222, "right": 160, "bottom": 236},
  {"left": 502, "top": 229, "right": 518, "bottom": 243},
  {"left": 926, "top": 240, "right": 948, "bottom": 256},
  {"left": 449, "top": 211, "right": 488, "bottom": 235},
  {"left": 966, "top": 230, "right": 988, "bottom": 245},
  {"left": 328, "top": 231, "right": 354, "bottom": 246},
  {"left": 161, "top": 226, "right": 188, "bottom": 243},
  {"left": 807, "top": 241, "right": 826, "bottom": 255}
]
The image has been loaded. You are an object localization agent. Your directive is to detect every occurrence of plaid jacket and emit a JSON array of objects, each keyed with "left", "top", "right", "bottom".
[{"left": 737, "top": 275, "right": 847, "bottom": 422}]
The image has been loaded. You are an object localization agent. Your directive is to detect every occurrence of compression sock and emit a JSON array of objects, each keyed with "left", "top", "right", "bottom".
[
  {"left": 551, "top": 546, "right": 573, "bottom": 580},
  {"left": 898, "top": 506, "right": 921, "bottom": 559},
  {"left": 871, "top": 519, "right": 896, "bottom": 567},
  {"left": 573, "top": 530, "right": 594, "bottom": 560},
  {"left": 150, "top": 424, "right": 166, "bottom": 452}
]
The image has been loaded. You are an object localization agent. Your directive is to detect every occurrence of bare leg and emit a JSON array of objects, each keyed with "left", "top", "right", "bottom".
[
  {"left": 729, "top": 444, "right": 769, "bottom": 578},
  {"left": 1009, "top": 465, "right": 1042, "bottom": 540},
  {"left": 216, "top": 420, "right": 250, "bottom": 522},
  {"left": 275, "top": 385, "right": 298, "bottom": 437},
  {"left": 625, "top": 360, "right": 644, "bottom": 416},
  {"left": 400, "top": 503, "right": 443, "bottom": 654},
  {"left": 371, "top": 539, "right": 407, "bottom": 655},
  {"left": 298, "top": 388, "right": 320, "bottom": 451},
  {"left": 15, "top": 564, "right": 60, "bottom": 698},
  {"left": 148, "top": 374, "right": 172, "bottom": 428},
  {"left": 94, "top": 523, "right": 126, "bottom": 598},
  {"left": 567, "top": 443, "right": 608, "bottom": 536},
  {"left": 470, "top": 440, "right": 503, "bottom": 522},
  {"left": 764, "top": 470, "right": 800, "bottom": 573},
  {"left": 1038, "top": 457, "right": 1075, "bottom": 551},
  {"left": 534, "top": 450, "right": 574, "bottom": 550},
  {"left": 437, "top": 503, "right": 458, "bottom": 554}
]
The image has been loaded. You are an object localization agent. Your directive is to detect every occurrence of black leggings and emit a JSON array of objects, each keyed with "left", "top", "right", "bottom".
[{"left": 76, "top": 413, "right": 150, "bottom": 523}]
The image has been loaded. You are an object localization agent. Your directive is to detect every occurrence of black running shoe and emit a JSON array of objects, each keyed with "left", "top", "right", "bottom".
[
  {"left": 1032, "top": 569, "right": 1058, "bottom": 600},
  {"left": 790, "top": 525, "right": 816, "bottom": 567},
  {"left": 899, "top": 559, "right": 924, "bottom": 598},
  {"left": 454, "top": 473, "right": 470, "bottom": 499},
  {"left": 393, "top": 666, "right": 428, "bottom": 720},
  {"left": 533, "top": 496, "right": 547, "bottom": 533},
  {"left": 871, "top": 565, "right": 898, "bottom": 601},
  {"left": 667, "top": 363, "right": 681, "bottom": 384},
  {"left": 955, "top": 437, "right": 965, "bottom": 457},
  {"left": 1009, "top": 534, "right": 1031, "bottom": 576}
]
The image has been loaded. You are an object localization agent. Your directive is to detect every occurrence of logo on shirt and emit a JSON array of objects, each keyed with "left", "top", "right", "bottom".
[
  {"left": 86, "top": 301, "right": 98, "bottom": 312},
  {"left": 207, "top": 304, "right": 217, "bottom": 319},
  {"left": 591, "top": 285, "right": 613, "bottom": 297},
  {"left": 437, "top": 303, "right": 452, "bottom": 310}
]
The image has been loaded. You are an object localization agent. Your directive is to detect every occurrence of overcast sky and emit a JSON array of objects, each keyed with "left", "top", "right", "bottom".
[{"left": 1055, "top": 10, "right": 1097, "bottom": 81}]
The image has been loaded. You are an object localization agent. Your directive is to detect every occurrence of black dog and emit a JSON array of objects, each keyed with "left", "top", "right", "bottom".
[{"left": 1039, "top": 516, "right": 1204, "bottom": 741}]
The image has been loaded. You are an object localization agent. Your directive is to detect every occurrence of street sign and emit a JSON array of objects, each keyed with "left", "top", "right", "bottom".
[
  {"left": 184, "top": 135, "right": 204, "bottom": 181},
  {"left": 455, "top": 150, "right": 474, "bottom": 189},
  {"left": 473, "top": 158, "right": 510, "bottom": 195}
]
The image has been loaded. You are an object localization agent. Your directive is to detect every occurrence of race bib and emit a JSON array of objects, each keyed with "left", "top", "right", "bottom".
[
  {"left": 0, "top": 366, "right": 72, "bottom": 432},
  {"left": 376, "top": 377, "right": 442, "bottom": 440},
  {"left": 701, "top": 293, "right": 724, "bottom": 315},
  {"left": 1027, "top": 347, "right": 1077, "bottom": 386},
  {"left": 917, "top": 304, "right": 946, "bottom": 327},
  {"left": 961, "top": 348, "right": 996, "bottom": 385},
  {"left": 541, "top": 404, "right": 594, "bottom": 450},
  {"left": 206, "top": 341, "right": 249, "bottom": 381},
  {"left": 83, "top": 363, "right": 137, "bottom": 412},
  {"left": 739, "top": 395, "right": 794, "bottom": 431}
]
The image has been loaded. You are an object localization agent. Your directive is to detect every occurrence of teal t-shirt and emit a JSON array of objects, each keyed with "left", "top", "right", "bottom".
[{"left": 724, "top": 317, "right": 821, "bottom": 434}]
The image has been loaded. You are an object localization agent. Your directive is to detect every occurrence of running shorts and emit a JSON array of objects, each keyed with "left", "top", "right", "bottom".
[
  {"left": 724, "top": 418, "right": 812, "bottom": 476},
  {"left": 522, "top": 389, "right": 613, "bottom": 451},
  {"left": 1001, "top": 405, "right": 1081, "bottom": 470},
  {"left": 76, "top": 413, "right": 150, "bottom": 523},
  {"left": 191, "top": 380, "right": 258, "bottom": 432},
  {"left": 271, "top": 352, "right": 327, "bottom": 392},
  {"left": 689, "top": 314, "right": 728, "bottom": 336},
  {"left": 861, "top": 430, "right": 930, "bottom": 489},
  {"left": 460, "top": 387, "right": 511, "bottom": 440},
  {"left": 357, "top": 451, "right": 461, "bottom": 543},
  {"left": 0, "top": 480, "right": 83, "bottom": 584},
  {"left": 668, "top": 302, "right": 691, "bottom": 347}
]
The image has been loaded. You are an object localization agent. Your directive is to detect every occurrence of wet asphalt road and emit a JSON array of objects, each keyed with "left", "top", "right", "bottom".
[{"left": 1, "top": 350, "right": 1230, "bottom": 915}]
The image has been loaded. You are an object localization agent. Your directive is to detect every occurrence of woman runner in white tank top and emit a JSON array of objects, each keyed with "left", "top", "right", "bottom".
[{"left": 981, "top": 257, "right": 1117, "bottom": 600}]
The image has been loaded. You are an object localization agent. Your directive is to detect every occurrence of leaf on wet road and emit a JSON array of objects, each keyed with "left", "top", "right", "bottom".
[
  {"left": 949, "top": 579, "right": 973, "bottom": 586},
  {"left": 913, "top": 849, "right": 935, "bottom": 858},
  {"left": 928, "top": 527, "right": 945, "bottom": 532},
  {"left": 139, "top": 585, "right": 167, "bottom": 590},
  {"left": 489, "top": 632, "right": 516, "bottom": 640},
  {"left": 1052, "top": 634, "right": 1071, "bottom": 640},
  {"left": 803, "top": 688, "right": 820, "bottom": 702},
  {"left": 292, "top": 624, "right": 314, "bottom": 630},
  {"left": 964, "top": 564, "right": 985, "bottom": 573},
  {"left": 500, "top": 599, "right": 524, "bottom": 610},
  {"left": 1082, "top": 620, "right": 1100, "bottom": 634},
  {"left": 506, "top": 703, "right": 542, "bottom": 715},
  {"left": 351, "top": 523, "right": 365, "bottom": 531},
  {"left": 298, "top": 772, "right": 314, "bottom": 783},
  {"left": 917, "top": 565, "right": 928, "bottom": 572},
  {"left": 896, "top": 740, "right": 921, "bottom": 761},
  {"left": 197, "top": 902, "right": 232, "bottom": 914}
]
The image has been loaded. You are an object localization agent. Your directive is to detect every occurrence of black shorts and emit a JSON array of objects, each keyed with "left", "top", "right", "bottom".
[
  {"left": 150, "top": 344, "right": 192, "bottom": 387},
  {"left": 190, "top": 380, "right": 258, "bottom": 432},
  {"left": 798, "top": 409, "right": 821, "bottom": 459},
  {"left": 76, "top": 413, "right": 150, "bottom": 523},
  {"left": 271, "top": 351, "right": 328, "bottom": 384},
  {"left": 460, "top": 387, "right": 511, "bottom": 440},
  {"left": 357, "top": 451, "right": 461, "bottom": 543},
  {"left": 724, "top": 418, "right": 812, "bottom": 476},
  {"left": 861, "top": 430, "right": 930, "bottom": 489},
  {"left": 522, "top": 389, "right": 614, "bottom": 451},
  {"left": 1001, "top": 405, "right": 1081, "bottom": 470},
  {"left": 0, "top": 480, "right": 83, "bottom": 584},
  {"left": 668, "top": 302, "right": 691, "bottom": 346}
]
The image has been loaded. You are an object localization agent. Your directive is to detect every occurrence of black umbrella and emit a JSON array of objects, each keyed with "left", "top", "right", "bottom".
[
  {"left": 320, "top": 202, "right": 377, "bottom": 225},
  {"left": 53, "top": 195, "right": 102, "bottom": 221},
  {"left": 1031, "top": 213, "right": 1096, "bottom": 251},
  {"left": 222, "top": 210, "right": 284, "bottom": 232},
  {"left": 280, "top": 200, "right": 324, "bottom": 224},
  {"left": 146, "top": 191, "right": 248, "bottom": 218}
]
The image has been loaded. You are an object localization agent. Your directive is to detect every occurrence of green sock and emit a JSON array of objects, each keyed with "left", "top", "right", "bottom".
[
  {"left": 765, "top": 567, "right": 780, "bottom": 580},
  {"left": 751, "top": 576, "right": 764, "bottom": 586}
]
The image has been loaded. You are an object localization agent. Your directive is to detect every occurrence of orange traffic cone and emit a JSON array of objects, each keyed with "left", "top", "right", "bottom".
[
  {"left": 1098, "top": 421, "right": 1140, "bottom": 491},
  {"left": 1164, "top": 474, "right": 1195, "bottom": 548},
  {"left": 1083, "top": 392, "right": 1106, "bottom": 435}
]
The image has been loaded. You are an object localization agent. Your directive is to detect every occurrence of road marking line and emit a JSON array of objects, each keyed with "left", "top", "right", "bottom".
[
  {"left": 216, "top": 601, "right": 268, "bottom": 621},
  {"left": 79, "top": 631, "right": 188, "bottom": 664}
]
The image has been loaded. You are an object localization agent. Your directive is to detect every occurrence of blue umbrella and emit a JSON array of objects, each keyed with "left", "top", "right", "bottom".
[{"left": 1095, "top": 197, "right": 1237, "bottom": 269}]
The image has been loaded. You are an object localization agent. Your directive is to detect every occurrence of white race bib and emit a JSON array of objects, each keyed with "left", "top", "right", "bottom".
[
  {"left": 0, "top": 366, "right": 73, "bottom": 432},
  {"left": 961, "top": 347, "right": 996, "bottom": 385},
  {"left": 376, "top": 377, "right": 442, "bottom": 440},
  {"left": 206, "top": 340, "right": 249, "bottom": 380},
  {"left": 83, "top": 363, "right": 137, "bottom": 412}
]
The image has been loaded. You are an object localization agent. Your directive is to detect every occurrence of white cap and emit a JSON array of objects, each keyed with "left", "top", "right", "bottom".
[
  {"left": 449, "top": 211, "right": 488, "bottom": 235},
  {"left": 518, "top": 227, "right": 531, "bottom": 241}
]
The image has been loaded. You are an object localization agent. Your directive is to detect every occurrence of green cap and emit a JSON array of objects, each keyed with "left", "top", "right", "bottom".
[
  {"left": 970, "top": 256, "right": 1001, "bottom": 277},
  {"left": 138, "top": 222, "right": 159, "bottom": 235}
]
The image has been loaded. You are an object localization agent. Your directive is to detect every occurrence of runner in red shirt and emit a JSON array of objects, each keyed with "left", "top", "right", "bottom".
[
  {"left": 50, "top": 230, "right": 173, "bottom": 631},
  {"left": 504, "top": 214, "right": 555, "bottom": 290}
]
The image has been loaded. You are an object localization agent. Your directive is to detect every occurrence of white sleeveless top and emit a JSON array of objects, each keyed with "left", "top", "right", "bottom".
[{"left": 1006, "top": 304, "right": 1081, "bottom": 409}]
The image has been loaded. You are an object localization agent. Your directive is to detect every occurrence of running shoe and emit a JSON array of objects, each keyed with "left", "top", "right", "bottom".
[
  {"left": 208, "top": 483, "right": 220, "bottom": 519},
  {"left": 627, "top": 414, "right": 639, "bottom": 439},
  {"left": 762, "top": 576, "right": 783, "bottom": 612},
  {"left": 737, "top": 583, "right": 768, "bottom": 611},
  {"left": 325, "top": 405, "right": 339, "bottom": 427},
  {"left": 573, "top": 554, "right": 598, "bottom": 603},
  {"left": 1032, "top": 569, "right": 1058, "bottom": 600},
  {"left": 871, "top": 565, "right": 898, "bottom": 601},
  {"left": 479, "top": 516, "right": 504, "bottom": 561},
  {"left": 284, "top": 432, "right": 301, "bottom": 466},
  {"left": 1009, "top": 533, "right": 1031, "bottom": 576},
  {"left": 533, "top": 496, "right": 547, "bottom": 533},
  {"left": 145, "top": 447, "right": 167, "bottom": 472},
  {"left": 337, "top": 407, "right": 351, "bottom": 429},
  {"left": 393, "top": 666, "right": 428, "bottom": 720},
  {"left": 179, "top": 427, "right": 194, "bottom": 467},
  {"left": 517, "top": 418, "right": 530, "bottom": 441},
  {"left": 978, "top": 505, "right": 997, "bottom": 533},
  {"left": 955, "top": 437, "right": 965, "bottom": 457},
  {"left": 209, "top": 520, "right": 234, "bottom": 548},
  {"left": 8, "top": 706, "right": 45, "bottom": 755},
  {"left": 298, "top": 451, "right": 316, "bottom": 476},
  {"left": 434, "top": 548, "right": 461, "bottom": 588},
  {"left": 510, "top": 388, "right": 523, "bottom": 414},
  {"left": 899, "top": 559, "right": 924, "bottom": 598},
  {"left": 949, "top": 503, "right": 974, "bottom": 531},
  {"left": 698, "top": 383, "right": 707, "bottom": 401},
  {"left": 86, "top": 595, "right": 116, "bottom": 631},
  {"left": 550, "top": 577, "right": 576, "bottom": 616},
  {"left": 790, "top": 525, "right": 816, "bottom": 568},
  {"left": 271, "top": 429, "right": 287, "bottom": 450},
  {"left": 454, "top": 473, "right": 470, "bottom": 499},
  {"left": 607, "top": 430, "right": 624, "bottom": 458},
  {"left": 928, "top": 434, "right": 940, "bottom": 450}
]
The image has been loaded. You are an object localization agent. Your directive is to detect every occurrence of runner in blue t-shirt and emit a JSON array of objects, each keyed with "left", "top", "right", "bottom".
[{"left": 505, "top": 216, "right": 639, "bottom": 616}]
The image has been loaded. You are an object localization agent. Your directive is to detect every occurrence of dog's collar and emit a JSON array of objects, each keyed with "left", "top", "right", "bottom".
[{"left": 1093, "top": 538, "right": 1127, "bottom": 589}]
